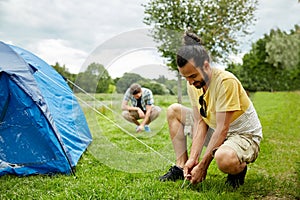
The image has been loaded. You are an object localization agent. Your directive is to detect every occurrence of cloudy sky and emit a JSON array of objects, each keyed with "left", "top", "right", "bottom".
[{"left": 0, "top": 0, "right": 299, "bottom": 77}]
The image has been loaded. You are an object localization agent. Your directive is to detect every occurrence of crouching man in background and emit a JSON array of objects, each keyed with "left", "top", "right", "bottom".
[{"left": 122, "top": 83, "right": 161, "bottom": 133}]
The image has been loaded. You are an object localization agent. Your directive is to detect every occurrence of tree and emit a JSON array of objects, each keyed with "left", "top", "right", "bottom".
[
  {"left": 75, "top": 63, "right": 112, "bottom": 93},
  {"left": 227, "top": 26, "right": 300, "bottom": 91},
  {"left": 143, "top": 0, "right": 258, "bottom": 102},
  {"left": 51, "top": 62, "right": 76, "bottom": 89},
  {"left": 115, "top": 73, "right": 146, "bottom": 93},
  {"left": 139, "top": 81, "right": 169, "bottom": 95},
  {"left": 266, "top": 25, "right": 300, "bottom": 71},
  {"left": 265, "top": 26, "right": 300, "bottom": 90}
]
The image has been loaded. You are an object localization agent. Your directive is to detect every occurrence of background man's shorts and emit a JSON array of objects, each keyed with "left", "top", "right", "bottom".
[{"left": 122, "top": 106, "right": 161, "bottom": 122}]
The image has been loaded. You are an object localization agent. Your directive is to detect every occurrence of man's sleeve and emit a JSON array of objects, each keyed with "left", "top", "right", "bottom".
[
  {"left": 145, "top": 89, "right": 154, "bottom": 105},
  {"left": 216, "top": 78, "right": 241, "bottom": 112},
  {"left": 123, "top": 89, "right": 131, "bottom": 101}
]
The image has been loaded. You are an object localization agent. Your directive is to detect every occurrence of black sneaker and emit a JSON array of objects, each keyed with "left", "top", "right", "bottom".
[
  {"left": 159, "top": 166, "right": 184, "bottom": 182},
  {"left": 225, "top": 165, "right": 247, "bottom": 188},
  {"left": 237, "top": 165, "right": 247, "bottom": 185}
]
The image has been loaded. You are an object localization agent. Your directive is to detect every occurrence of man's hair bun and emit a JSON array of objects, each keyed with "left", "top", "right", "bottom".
[{"left": 183, "top": 32, "right": 203, "bottom": 46}]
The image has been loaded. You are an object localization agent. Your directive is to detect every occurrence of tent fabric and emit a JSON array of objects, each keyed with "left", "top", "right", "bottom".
[{"left": 0, "top": 41, "right": 92, "bottom": 176}]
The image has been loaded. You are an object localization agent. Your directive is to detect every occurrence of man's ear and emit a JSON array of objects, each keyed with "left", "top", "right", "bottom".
[{"left": 203, "top": 61, "right": 210, "bottom": 70}]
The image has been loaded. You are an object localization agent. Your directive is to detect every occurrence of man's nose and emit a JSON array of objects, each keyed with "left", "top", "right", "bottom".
[{"left": 186, "top": 77, "right": 194, "bottom": 85}]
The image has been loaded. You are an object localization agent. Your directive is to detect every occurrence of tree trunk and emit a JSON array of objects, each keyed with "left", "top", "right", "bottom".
[{"left": 177, "top": 72, "right": 182, "bottom": 104}]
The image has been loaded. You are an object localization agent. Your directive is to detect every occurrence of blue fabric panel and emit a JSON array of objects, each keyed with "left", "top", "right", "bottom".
[
  {"left": 33, "top": 72, "right": 92, "bottom": 166},
  {"left": 0, "top": 41, "right": 92, "bottom": 176},
  {"left": 0, "top": 42, "right": 44, "bottom": 105},
  {"left": 0, "top": 42, "right": 72, "bottom": 176},
  {"left": 9, "top": 45, "right": 92, "bottom": 167},
  {"left": 0, "top": 74, "right": 9, "bottom": 122},
  {"left": 0, "top": 74, "right": 71, "bottom": 174},
  {"left": 0, "top": 160, "right": 72, "bottom": 176}
]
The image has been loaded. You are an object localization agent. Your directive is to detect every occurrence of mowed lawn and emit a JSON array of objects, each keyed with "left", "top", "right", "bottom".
[{"left": 0, "top": 91, "right": 299, "bottom": 199}]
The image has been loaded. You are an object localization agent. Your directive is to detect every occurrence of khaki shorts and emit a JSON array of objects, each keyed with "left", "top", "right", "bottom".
[
  {"left": 122, "top": 106, "right": 161, "bottom": 122},
  {"left": 183, "top": 106, "right": 260, "bottom": 164},
  {"left": 221, "top": 133, "right": 260, "bottom": 163}
]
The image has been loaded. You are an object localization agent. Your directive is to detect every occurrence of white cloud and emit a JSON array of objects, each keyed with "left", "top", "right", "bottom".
[
  {"left": 106, "top": 49, "right": 167, "bottom": 78},
  {"left": 33, "top": 39, "right": 88, "bottom": 73},
  {"left": 235, "top": 0, "right": 300, "bottom": 56},
  {"left": 228, "top": 53, "right": 244, "bottom": 64},
  {"left": 0, "top": 0, "right": 299, "bottom": 73},
  {"left": 0, "top": 0, "right": 149, "bottom": 74},
  {"left": 249, "top": 0, "right": 300, "bottom": 43}
]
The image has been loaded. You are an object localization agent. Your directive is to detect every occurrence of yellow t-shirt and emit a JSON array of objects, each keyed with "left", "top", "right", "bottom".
[{"left": 187, "top": 68, "right": 250, "bottom": 129}]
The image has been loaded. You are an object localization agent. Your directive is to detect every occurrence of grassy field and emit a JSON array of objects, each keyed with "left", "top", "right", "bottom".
[{"left": 0, "top": 92, "right": 299, "bottom": 199}]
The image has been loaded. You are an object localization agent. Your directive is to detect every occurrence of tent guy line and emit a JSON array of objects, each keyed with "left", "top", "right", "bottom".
[
  {"left": 66, "top": 78, "right": 118, "bottom": 116},
  {"left": 65, "top": 79, "right": 176, "bottom": 166}
]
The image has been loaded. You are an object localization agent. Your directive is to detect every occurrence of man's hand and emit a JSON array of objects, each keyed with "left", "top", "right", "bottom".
[
  {"left": 184, "top": 159, "right": 207, "bottom": 184},
  {"left": 137, "top": 108, "right": 145, "bottom": 118},
  {"left": 136, "top": 125, "right": 144, "bottom": 133},
  {"left": 183, "top": 159, "right": 198, "bottom": 181},
  {"left": 189, "top": 162, "right": 207, "bottom": 184}
]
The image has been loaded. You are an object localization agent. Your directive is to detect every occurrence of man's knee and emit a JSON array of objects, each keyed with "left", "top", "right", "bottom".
[
  {"left": 122, "top": 110, "right": 128, "bottom": 117},
  {"left": 214, "top": 146, "right": 239, "bottom": 172},
  {"left": 167, "top": 103, "right": 182, "bottom": 119},
  {"left": 122, "top": 110, "right": 135, "bottom": 122},
  {"left": 150, "top": 106, "right": 161, "bottom": 121}
]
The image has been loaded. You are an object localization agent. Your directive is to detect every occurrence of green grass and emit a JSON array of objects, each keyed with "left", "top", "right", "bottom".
[{"left": 0, "top": 92, "right": 299, "bottom": 199}]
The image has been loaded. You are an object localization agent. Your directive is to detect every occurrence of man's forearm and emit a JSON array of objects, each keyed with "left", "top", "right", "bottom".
[
  {"left": 140, "top": 106, "right": 151, "bottom": 126},
  {"left": 189, "top": 120, "right": 208, "bottom": 162},
  {"left": 200, "top": 123, "right": 228, "bottom": 169},
  {"left": 201, "top": 111, "right": 233, "bottom": 166},
  {"left": 122, "top": 103, "right": 138, "bottom": 111}
]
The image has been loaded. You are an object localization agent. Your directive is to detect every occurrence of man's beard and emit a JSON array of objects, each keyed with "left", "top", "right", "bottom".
[
  {"left": 193, "top": 80, "right": 206, "bottom": 89},
  {"left": 193, "top": 70, "right": 209, "bottom": 89}
]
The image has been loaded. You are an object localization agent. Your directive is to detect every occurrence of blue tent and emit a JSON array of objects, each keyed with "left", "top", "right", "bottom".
[{"left": 0, "top": 41, "right": 92, "bottom": 176}]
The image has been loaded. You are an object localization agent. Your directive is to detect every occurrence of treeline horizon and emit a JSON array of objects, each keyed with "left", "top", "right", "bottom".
[{"left": 52, "top": 26, "right": 300, "bottom": 94}]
